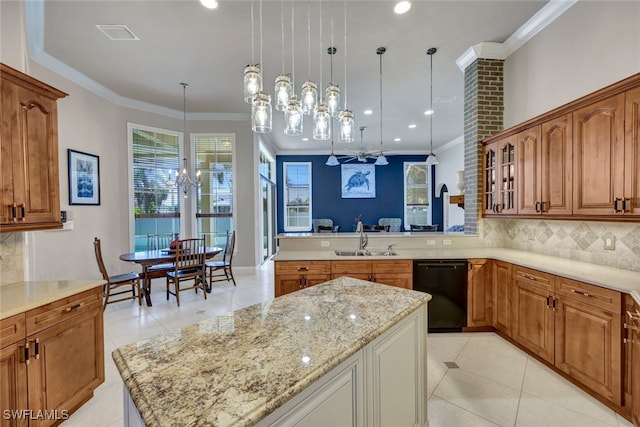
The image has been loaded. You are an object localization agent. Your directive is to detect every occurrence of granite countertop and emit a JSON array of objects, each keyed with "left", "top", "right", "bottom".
[
  {"left": 112, "top": 277, "right": 431, "bottom": 427},
  {"left": 274, "top": 248, "right": 640, "bottom": 304},
  {"left": 0, "top": 280, "right": 105, "bottom": 320}
]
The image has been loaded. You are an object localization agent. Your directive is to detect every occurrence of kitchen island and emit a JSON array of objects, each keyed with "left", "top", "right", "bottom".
[{"left": 113, "top": 277, "right": 431, "bottom": 427}]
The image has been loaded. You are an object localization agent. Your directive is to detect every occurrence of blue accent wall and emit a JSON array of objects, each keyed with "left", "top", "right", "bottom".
[{"left": 276, "top": 155, "right": 436, "bottom": 233}]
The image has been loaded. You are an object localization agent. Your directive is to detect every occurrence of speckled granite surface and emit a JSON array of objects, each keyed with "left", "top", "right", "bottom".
[{"left": 112, "top": 277, "right": 431, "bottom": 427}]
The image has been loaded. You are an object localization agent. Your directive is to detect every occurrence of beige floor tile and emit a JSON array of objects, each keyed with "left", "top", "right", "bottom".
[
  {"left": 61, "top": 381, "right": 123, "bottom": 427},
  {"left": 616, "top": 413, "right": 634, "bottom": 427},
  {"left": 427, "top": 332, "right": 470, "bottom": 363},
  {"left": 515, "top": 393, "right": 618, "bottom": 427},
  {"left": 428, "top": 396, "right": 500, "bottom": 427}
]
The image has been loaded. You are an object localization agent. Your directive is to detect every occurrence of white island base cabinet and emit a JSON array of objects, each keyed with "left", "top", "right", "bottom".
[{"left": 123, "top": 302, "right": 428, "bottom": 427}]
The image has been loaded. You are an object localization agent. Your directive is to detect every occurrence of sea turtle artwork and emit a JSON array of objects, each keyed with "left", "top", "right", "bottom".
[{"left": 345, "top": 170, "right": 371, "bottom": 191}]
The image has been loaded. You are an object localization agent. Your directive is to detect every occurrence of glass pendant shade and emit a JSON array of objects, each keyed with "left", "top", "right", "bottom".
[
  {"left": 425, "top": 153, "right": 439, "bottom": 166},
  {"left": 301, "top": 80, "right": 318, "bottom": 115},
  {"left": 338, "top": 109, "right": 355, "bottom": 143},
  {"left": 313, "top": 104, "right": 331, "bottom": 140},
  {"left": 274, "top": 74, "right": 293, "bottom": 112},
  {"left": 243, "top": 65, "right": 262, "bottom": 104},
  {"left": 325, "top": 153, "right": 339, "bottom": 166},
  {"left": 284, "top": 96, "right": 303, "bottom": 136},
  {"left": 325, "top": 84, "right": 341, "bottom": 116},
  {"left": 374, "top": 153, "right": 389, "bottom": 166},
  {"left": 252, "top": 91, "right": 272, "bottom": 133}
]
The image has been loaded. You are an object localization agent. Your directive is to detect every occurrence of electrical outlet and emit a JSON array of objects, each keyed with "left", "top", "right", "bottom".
[
  {"left": 320, "top": 241, "right": 330, "bottom": 247},
  {"left": 604, "top": 237, "right": 615, "bottom": 250},
  {"left": 426, "top": 240, "right": 436, "bottom": 246},
  {"left": 443, "top": 239, "right": 452, "bottom": 246}
]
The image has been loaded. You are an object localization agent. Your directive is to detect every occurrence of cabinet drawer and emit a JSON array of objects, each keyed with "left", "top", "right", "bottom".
[
  {"left": 0, "top": 313, "right": 25, "bottom": 348},
  {"left": 372, "top": 259, "right": 412, "bottom": 274},
  {"left": 513, "top": 266, "right": 554, "bottom": 292},
  {"left": 331, "top": 260, "right": 372, "bottom": 275},
  {"left": 555, "top": 277, "right": 621, "bottom": 314},
  {"left": 275, "top": 261, "right": 331, "bottom": 276},
  {"left": 26, "top": 287, "right": 102, "bottom": 335}
]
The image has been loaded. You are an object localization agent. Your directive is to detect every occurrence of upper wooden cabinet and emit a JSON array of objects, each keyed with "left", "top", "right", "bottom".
[
  {"left": 1, "top": 63, "right": 67, "bottom": 232},
  {"left": 483, "top": 72, "right": 640, "bottom": 220}
]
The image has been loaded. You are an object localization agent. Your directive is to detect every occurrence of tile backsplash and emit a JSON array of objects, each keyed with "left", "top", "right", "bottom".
[
  {"left": 0, "top": 232, "right": 24, "bottom": 285},
  {"left": 481, "top": 218, "right": 640, "bottom": 273}
]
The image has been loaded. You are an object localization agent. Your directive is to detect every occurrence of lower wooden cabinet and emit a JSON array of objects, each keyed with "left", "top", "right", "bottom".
[
  {"left": 625, "top": 297, "right": 640, "bottom": 426},
  {"left": 492, "top": 260, "right": 512, "bottom": 336},
  {"left": 0, "top": 287, "right": 104, "bottom": 427},
  {"left": 274, "top": 261, "right": 331, "bottom": 297},
  {"left": 467, "top": 259, "right": 493, "bottom": 329}
]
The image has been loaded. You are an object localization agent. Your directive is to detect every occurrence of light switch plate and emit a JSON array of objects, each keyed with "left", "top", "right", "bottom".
[
  {"left": 320, "top": 241, "right": 330, "bottom": 247},
  {"left": 426, "top": 240, "right": 436, "bottom": 246},
  {"left": 604, "top": 237, "right": 615, "bottom": 250},
  {"left": 443, "top": 239, "right": 452, "bottom": 246}
]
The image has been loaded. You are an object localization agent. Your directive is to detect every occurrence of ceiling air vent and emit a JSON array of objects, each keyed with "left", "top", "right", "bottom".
[
  {"left": 95, "top": 25, "right": 139, "bottom": 41},
  {"left": 435, "top": 96, "right": 457, "bottom": 104}
]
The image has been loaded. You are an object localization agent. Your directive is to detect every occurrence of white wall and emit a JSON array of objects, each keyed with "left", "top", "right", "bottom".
[
  {"left": 434, "top": 138, "right": 465, "bottom": 229},
  {"left": 504, "top": 1, "right": 640, "bottom": 127}
]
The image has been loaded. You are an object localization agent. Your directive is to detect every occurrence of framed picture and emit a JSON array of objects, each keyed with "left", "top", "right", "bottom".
[
  {"left": 341, "top": 163, "right": 376, "bottom": 199},
  {"left": 68, "top": 149, "right": 100, "bottom": 205}
]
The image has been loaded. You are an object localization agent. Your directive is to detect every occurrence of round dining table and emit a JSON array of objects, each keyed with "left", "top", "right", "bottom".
[{"left": 119, "top": 246, "right": 222, "bottom": 306}]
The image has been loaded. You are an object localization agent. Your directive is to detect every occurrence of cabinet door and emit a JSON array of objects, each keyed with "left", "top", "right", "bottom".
[
  {"left": 331, "top": 260, "right": 372, "bottom": 281},
  {"left": 573, "top": 93, "right": 625, "bottom": 215},
  {"left": 305, "top": 274, "right": 331, "bottom": 288},
  {"left": 373, "top": 274, "right": 412, "bottom": 289},
  {"left": 0, "top": 342, "right": 28, "bottom": 427},
  {"left": 467, "top": 259, "right": 493, "bottom": 328},
  {"left": 492, "top": 261, "right": 512, "bottom": 336},
  {"left": 555, "top": 296, "right": 622, "bottom": 405},
  {"left": 372, "top": 260, "right": 412, "bottom": 289},
  {"left": 623, "top": 294, "right": 635, "bottom": 415},
  {"left": 2, "top": 81, "right": 61, "bottom": 226},
  {"left": 483, "top": 142, "right": 498, "bottom": 215},
  {"left": 632, "top": 302, "right": 640, "bottom": 426},
  {"left": 512, "top": 279, "right": 554, "bottom": 364},
  {"left": 497, "top": 136, "right": 518, "bottom": 214},
  {"left": 27, "top": 306, "right": 104, "bottom": 427},
  {"left": 517, "top": 126, "right": 542, "bottom": 215},
  {"left": 541, "top": 114, "right": 573, "bottom": 215},
  {"left": 624, "top": 86, "right": 640, "bottom": 216},
  {"left": 275, "top": 275, "right": 303, "bottom": 297}
]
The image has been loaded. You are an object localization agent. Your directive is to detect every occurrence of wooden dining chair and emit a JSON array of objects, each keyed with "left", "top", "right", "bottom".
[
  {"left": 206, "top": 231, "right": 236, "bottom": 287},
  {"left": 146, "top": 233, "right": 173, "bottom": 250},
  {"left": 93, "top": 237, "right": 141, "bottom": 310},
  {"left": 410, "top": 224, "right": 439, "bottom": 232},
  {"left": 166, "top": 237, "right": 207, "bottom": 306}
]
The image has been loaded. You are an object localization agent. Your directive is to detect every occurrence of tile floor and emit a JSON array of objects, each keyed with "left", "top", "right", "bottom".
[{"left": 61, "top": 261, "right": 633, "bottom": 427}]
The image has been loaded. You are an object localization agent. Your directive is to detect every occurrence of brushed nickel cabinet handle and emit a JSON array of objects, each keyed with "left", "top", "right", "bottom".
[
  {"left": 63, "top": 303, "right": 84, "bottom": 313},
  {"left": 521, "top": 273, "right": 536, "bottom": 281},
  {"left": 570, "top": 289, "right": 590, "bottom": 297},
  {"left": 18, "top": 203, "right": 25, "bottom": 221},
  {"left": 297, "top": 267, "right": 309, "bottom": 271}
]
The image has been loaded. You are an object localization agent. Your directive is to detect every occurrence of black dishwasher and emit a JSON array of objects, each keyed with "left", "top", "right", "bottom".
[{"left": 413, "top": 260, "right": 468, "bottom": 332}]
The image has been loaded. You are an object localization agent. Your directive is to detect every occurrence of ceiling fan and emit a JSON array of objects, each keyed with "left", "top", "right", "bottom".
[{"left": 338, "top": 127, "right": 380, "bottom": 163}]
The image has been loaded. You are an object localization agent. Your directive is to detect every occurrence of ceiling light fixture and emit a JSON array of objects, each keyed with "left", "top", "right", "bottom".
[
  {"left": 325, "top": 3, "right": 340, "bottom": 117},
  {"left": 274, "top": 0, "right": 293, "bottom": 112},
  {"left": 313, "top": 1, "right": 330, "bottom": 141},
  {"left": 252, "top": 0, "right": 272, "bottom": 133},
  {"left": 284, "top": 0, "right": 303, "bottom": 136},
  {"left": 425, "top": 47, "right": 439, "bottom": 166},
  {"left": 374, "top": 47, "right": 388, "bottom": 166},
  {"left": 301, "top": 2, "right": 318, "bottom": 115},
  {"left": 363, "top": 109, "right": 373, "bottom": 115},
  {"left": 408, "top": 124, "right": 417, "bottom": 129},
  {"left": 243, "top": 2, "right": 261, "bottom": 103},
  {"left": 394, "top": 1, "right": 411, "bottom": 14},
  {"left": 167, "top": 83, "right": 201, "bottom": 197},
  {"left": 199, "top": 0, "right": 219, "bottom": 10},
  {"left": 338, "top": 0, "right": 355, "bottom": 143}
]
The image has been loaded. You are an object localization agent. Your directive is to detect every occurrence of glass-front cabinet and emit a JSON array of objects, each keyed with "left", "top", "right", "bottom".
[{"left": 484, "top": 135, "right": 517, "bottom": 215}]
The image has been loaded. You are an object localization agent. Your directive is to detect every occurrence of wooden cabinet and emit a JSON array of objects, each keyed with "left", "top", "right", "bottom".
[
  {"left": 1, "top": 63, "right": 67, "bottom": 232},
  {"left": 274, "top": 261, "right": 331, "bottom": 297},
  {"left": 331, "top": 259, "right": 413, "bottom": 289},
  {"left": 492, "top": 260, "right": 512, "bottom": 336},
  {"left": 517, "top": 115, "right": 573, "bottom": 216},
  {"left": 467, "top": 259, "right": 493, "bottom": 329},
  {"left": 624, "top": 86, "right": 640, "bottom": 217},
  {"left": 0, "top": 288, "right": 104, "bottom": 426},
  {"left": 484, "top": 136, "right": 517, "bottom": 215},
  {"left": 624, "top": 296, "right": 640, "bottom": 426}
]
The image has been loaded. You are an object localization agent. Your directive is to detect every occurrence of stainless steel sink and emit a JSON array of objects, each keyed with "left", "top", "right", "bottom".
[{"left": 334, "top": 250, "right": 397, "bottom": 256}]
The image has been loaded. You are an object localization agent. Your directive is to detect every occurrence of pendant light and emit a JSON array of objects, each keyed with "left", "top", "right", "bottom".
[
  {"left": 326, "top": 121, "right": 339, "bottom": 166},
  {"left": 313, "top": 0, "right": 330, "bottom": 141},
  {"left": 374, "top": 47, "right": 388, "bottom": 166},
  {"left": 301, "top": 2, "right": 318, "bottom": 115},
  {"left": 325, "top": 3, "right": 340, "bottom": 117},
  {"left": 284, "top": 0, "right": 303, "bottom": 136},
  {"left": 274, "top": 0, "right": 292, "bottom": 112},
  {"left": 252, "top": 0, "right": 272, "bottom": 133},
  {"left": 243, "top": 2, "right": 261, "bottom": 103},
  {"left": 338, "top": 0, "right": 355, "bottom": 143},
  {"left": 425, "top": 47, "right": 439, "bottom": 166}
]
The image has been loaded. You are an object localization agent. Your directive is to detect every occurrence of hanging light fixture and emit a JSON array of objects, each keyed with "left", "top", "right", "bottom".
[
  {"left": 326, "top": 120, "right": 339, "bottom": 166},
  {"left": 374, "top": 47, "right": 389, "bottom": 166},
  {"left": 325, "top": 3, "right": 340, "bottom": 117},
  {"left": 313, "top": 0, "right": 330, "bottom": 141},
  {"left": 243, "top": 2, "right": 261, "bottom": 103},
  {"left": 167, "top": 83, "right": 201, "bottom": 198},
  {"left": 252, "top": 0, "right": 272, "bottom": 133},
  {"left": 284, "top": 0, "right": 303, "bottom": 136},
  {"left": 425, "top": 47, "right": 439, "bottom": 166},
  {"left": 274, "top": 0, "right": 293, "bottom": 112},
  {"left": 301, "top": 2, "right": 318, "bottom": 115},
  {"left": 338, "top": 0, "right": 355, "bottom": 143}
]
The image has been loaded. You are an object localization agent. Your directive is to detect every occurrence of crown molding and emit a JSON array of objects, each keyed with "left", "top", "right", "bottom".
[{"left": 456, "top": 0, "right": 578, "bottom": 71}]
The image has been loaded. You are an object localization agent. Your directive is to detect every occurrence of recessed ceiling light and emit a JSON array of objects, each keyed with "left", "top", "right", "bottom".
[
  {"left": 424, "top": 109, "right": 434, "bottom": 115},
  {"left": 408, "top": 124, "right": 417, "bottom": 129},
  {"left": 364, "top": 109, "right": 373, "bottom": 115},
  {"left": 302, "top": 137, "right": 309, "bottom": 141},
  {"left": 199, "top": 0, "right": 219, "bottom": 9},
  {"left": 394, "top": 1, "right": 411, "bottom": 14},
  {"left": 394, "top": 137, "right": 402, "bottom": 142}
]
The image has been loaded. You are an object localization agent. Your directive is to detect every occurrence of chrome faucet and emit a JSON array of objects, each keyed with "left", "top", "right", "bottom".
[{"left": 359, "top": 228, "right": 368, "bottom": 253}]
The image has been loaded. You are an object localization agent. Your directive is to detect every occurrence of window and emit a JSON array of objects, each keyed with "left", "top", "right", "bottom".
[
  {"left": 194, "top": 134, "right": 234, "bottom": 247},
  {"left": 283, "top": 162, "right": 312, "bottom": 231},
  {"left": 259, "top": 146, "right": 276, "bottom": 260},
  {"left": 129, "top": 124, "right": 181, "bottom": 250},
  {"left": 404, "top": 162, "right": 430, "bottom": 229}
]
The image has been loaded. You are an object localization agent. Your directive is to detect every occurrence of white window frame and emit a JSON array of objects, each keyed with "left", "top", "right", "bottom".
[
  {"left": 403, "top": 162, "right": 430, "bottom": 231},
  {"left": 283, "top": 161, "right": 312, "bottom": 232}
]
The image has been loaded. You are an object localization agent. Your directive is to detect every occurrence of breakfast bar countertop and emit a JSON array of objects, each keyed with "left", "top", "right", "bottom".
[
  {"left": 112, "top": 277, "right": 430, "bottom": 427},
  {"left": 0, "top": 280, "right": 105, "bottom": 320}
]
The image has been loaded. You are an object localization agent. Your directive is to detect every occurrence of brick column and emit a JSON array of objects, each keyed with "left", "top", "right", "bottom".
[{"left": 463, "top": 59, "right": 504, "bottom": 234}]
